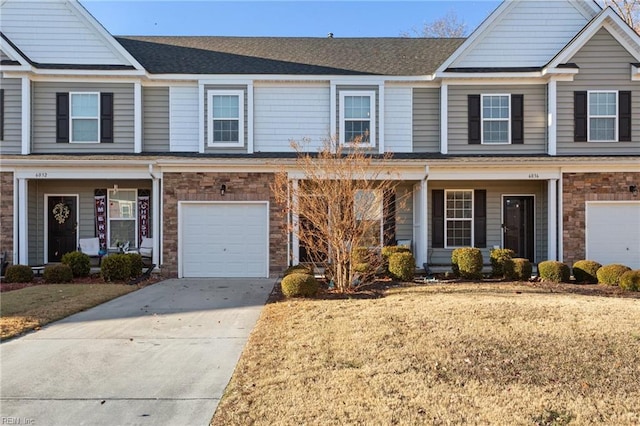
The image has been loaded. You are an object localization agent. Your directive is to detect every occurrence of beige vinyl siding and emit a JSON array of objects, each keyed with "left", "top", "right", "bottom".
[
  {"left": 448, "top": 85, "right": 547, "bottom": 154},
  {"left": 427, "top": 180, "right": 547, "bottom": 266},
  {"left": 143, "top": 86, "right": 169, "bottom": 152},
  {"left": 395, "top": 184, "right": 414, "bottom": 242},
  {"left": 0, "top": 77, "right": 22, "bottom": 154},
  {"left": 27, "top": 179, "right": 151, "bottom": 264},
  {"left": 557, "top": 28, "right": 640, "bottom": 155},
  {"left": 204, "top": 84, "right": 248, "bottom": 154},
  {"left": 412, "top": 88, "right": 440, "bottom": 152},
  {"left": 336, "top": 85, "right": 379, "bottom": 150},
  {"left": 32, "top": 82, "right": 135, "bottom": 153}
]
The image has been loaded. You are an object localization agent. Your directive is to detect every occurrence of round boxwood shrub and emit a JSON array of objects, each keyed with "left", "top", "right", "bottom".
[
  {"left": 388, "top": 252, "right": 415, "bottom": 282},
  {"left": 451, "top": 247, "right": 483, "bottom": 279},
  {"left": 126, "top": 253, "right": 143, "bottom": 278},
  {"left": 61, "top": 251, "right": 91, "bottom": 277},
  {"left": 538, "top": 260, "right": 571, "bottom": 283},
  {"left": 100, "top": 253, "right": 132, "bottom": 282},
  {"left": 597, "top": 264, "right": 632, "bottom": 286},
  {"left": 280, "top": 273, "right": 319, "bottom": 298},
  {"left": 490, "top": 248, "right": 515, "bottom": 278},
  {"left": 505, "top": 258, "right": 532, "bottom": 281},
  {"left": 43, "top": 264, "right": 73, "bottom": 284},
  {"left": 619, "top": 270, "right": 640, "bottom": 291},
  {"left": 381, "top": 245, "right": 411, "bottom": 260},
  {"left": 572, "top": 260, "right": 602, "bottom": 284},
  {"left": 4, "top": 264, "right": 34, "bottom": 283},
  {"left": 283, "top": 264, "right": 313, "bottom": 277}
]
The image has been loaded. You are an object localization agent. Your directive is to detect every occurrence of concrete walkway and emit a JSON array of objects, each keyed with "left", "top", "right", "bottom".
[{"left": 0, "top": 278, "right": 274, "bottom": 426}]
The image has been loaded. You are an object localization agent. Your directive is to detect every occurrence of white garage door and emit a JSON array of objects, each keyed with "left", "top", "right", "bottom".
[
  {"left": 586, "top": 202, "right": 640, "bottom": 269},
  {"left": 180, "top": 202, "right": 269, "bottom": 278}
]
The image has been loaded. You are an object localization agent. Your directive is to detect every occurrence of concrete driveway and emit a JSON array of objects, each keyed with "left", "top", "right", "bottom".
[{"left": 0, "top": 278, "right": 274, "bottom": 426}]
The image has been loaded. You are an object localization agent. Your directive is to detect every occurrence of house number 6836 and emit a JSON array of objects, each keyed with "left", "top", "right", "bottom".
[
  {"left": 528, "top": 173, "right": 539, "bottom": 179},
  {"left": 35, "top": 172, "right": 48, "bottom": 178}
]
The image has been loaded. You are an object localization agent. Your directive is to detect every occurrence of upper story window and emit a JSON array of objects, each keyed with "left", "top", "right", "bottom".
[
  {"left": 340, "top": 91, "right": 376, "bottom": 145},
  {"left": 70, "top": 92, "right": 99, "bottom": 143},
  {"left": 208, "top": 90, "right": 244, "bottom": 147},
  {"left": 574, "top": 90, "right": 631, "bottom": 143},
  {"left": 468, "top": 94, "right": 523, "bottom": 145},
  {"left": 445, "top": 190, "right": 473, "bottom": 248}
]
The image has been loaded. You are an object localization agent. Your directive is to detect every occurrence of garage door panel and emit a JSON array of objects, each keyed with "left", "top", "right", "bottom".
[
  {"left": 586, "top": 203, "right": 640, "bottom": 269},
  {"left": 181, "top": 203, "right": 268, "bottom": 277}
]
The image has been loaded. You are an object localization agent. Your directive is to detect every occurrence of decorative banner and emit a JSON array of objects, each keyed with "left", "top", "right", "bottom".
[
  {"left": 138, "top": 189, "right": 150, "bottom": 245},
  {"left": 94, "top": 190, "right": 107, "bottom": 250}
]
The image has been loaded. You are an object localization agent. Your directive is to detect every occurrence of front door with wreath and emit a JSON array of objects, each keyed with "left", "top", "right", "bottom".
[{"left": 47, "top": 195, "right": 77, "bottom": 262}]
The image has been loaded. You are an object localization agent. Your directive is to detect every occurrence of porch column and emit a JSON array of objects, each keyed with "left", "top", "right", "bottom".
[
  {"left": 547, "top": 179, "right": 558, "bottom": 260},
  {"left": 414, "top": 178, "right": 428, "bottom": 267},
  {"left": 440, "top": 83, "right": 448, "bottom": 155},
  {"left": 548, "top": 79, "right": 557, "bottom": 156},
  {"left": 151, "top": 174, "right": 161, "bottom": 267},
  {"left": 17, "top": 178, "right": 28, "bottom": 264},
  {"left": 291, "top": 180, "right": 299, "bottom": 266}
]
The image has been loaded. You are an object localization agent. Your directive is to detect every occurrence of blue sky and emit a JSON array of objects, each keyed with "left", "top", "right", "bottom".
[{"left": 81, "top": 1, "right": 502, "bottom": 37}]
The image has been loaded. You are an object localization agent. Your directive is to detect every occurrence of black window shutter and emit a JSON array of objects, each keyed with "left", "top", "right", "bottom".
[
  {"left": 468, "top": 95, "right": 481, "bottom": 144},
  {"left": 619, "top": 91, "right": 632, "bottom": 142},
  {"left": 56, "top": 93, "right": 69, "bottom": 143},
  {"left": 432, "top": 190, "right": 445, "bottom": 248},
  {"left": 0, "top": 89, "right": 4, "bottom": 141},
  {"left": 574, "top": 91, "right": 587, "bottom": 142},
  {"left": 511, "top": 94, "right": 524, "bottom": 144},
  {"left": 100, "top": 93, "right": 114, "bottom": 143},
  {"left": 474, "top": 190, "right": 487, "bottom": 248},
  {"left": 383, "top": 189, "right": 396, "bottom": 246}
]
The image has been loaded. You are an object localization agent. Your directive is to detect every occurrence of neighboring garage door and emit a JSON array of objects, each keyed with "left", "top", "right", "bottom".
[
  {"left": 586, "top": 202, "right": 640, "bottom": 269},
  {"left": 180, "top": 202, "right": 269, "bottom": 278}
]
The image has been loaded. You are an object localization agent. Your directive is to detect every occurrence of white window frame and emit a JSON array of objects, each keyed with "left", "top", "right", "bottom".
[
  {"left": 444, "top": 189, "right": 474, "bottom": 249},
  {"left": 70, "top": 92, "right": 100, "bottom": 144},
  {"left": 481, "top": 94, "right": 511, "bottom": 145},
  {"left": 354, "top": 189, "right": 383, "bottom": 248},
  {"left": 339, "top": 90, "right": 376, "bottom": 146},
  {"left": 107, "top": 188, "right": 138, "bottom": 249},
  {"left": 207, "top": 89, "right": 244, "bottom": 147},
  {"left": 587, "top": 90, "right": 618, "bottom": 143}
]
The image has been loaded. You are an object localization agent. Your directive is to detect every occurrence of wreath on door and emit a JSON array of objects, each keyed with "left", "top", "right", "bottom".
[{"left": 53, "top": 202, "right": 70, "bottom": 224}]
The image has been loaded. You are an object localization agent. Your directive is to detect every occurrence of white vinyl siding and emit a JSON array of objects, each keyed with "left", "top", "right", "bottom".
[
  {"left": 254, "top": 85, "right": 330, "bottom": 152},
  {"left": 70, "top": 92, "right": 100, "bottom": 143},
  {"left": 143, "top": 86, "right": 170, "bottom": 152},
  {"left": 384, "top": 87, "right": 412, "bottom": 153},
  {"left": 169, "top": 86, "right": 199, "bottom": 153},
  {"left": 208, "top": 90, "right": 243, "bottom": 147},
  {"left": 0, "top": 0, "right": 129, "bottom": 65},
  {"left": 340, "top": 90, "right": 376, "bottom": 146}
]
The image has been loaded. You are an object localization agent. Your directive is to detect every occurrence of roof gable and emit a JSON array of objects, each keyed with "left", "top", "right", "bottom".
[
  {"left": 439, "top": 0, "right": 600, "bottom": 71},
  {"left": 0, "top": 0, "right": 142, "bottom": 69}
]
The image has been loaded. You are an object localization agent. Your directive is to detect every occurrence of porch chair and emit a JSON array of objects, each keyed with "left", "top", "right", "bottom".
[
  {"left": 125, "top": 237, "right": 153, "bottom": 266},
  {"left": 78, "top": 237, "right": 103, "bottom": 266}
]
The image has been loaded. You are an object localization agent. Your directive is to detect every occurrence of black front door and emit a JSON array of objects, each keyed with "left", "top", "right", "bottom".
[
  {"left": 47, "top": 196, "right": 77, "bottom": 262},
  {"left": 503, "top": 196, "right": 535, "bottom": 262}
]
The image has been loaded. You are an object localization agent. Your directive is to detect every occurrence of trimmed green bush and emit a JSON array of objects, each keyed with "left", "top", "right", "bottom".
[
  {"left": 490, "top": 248, "right": 515, "bottom": 278},
  {"left": 100, "top": 253, "right": 131, "bottom": 282},
  {"left": 61, "top": 251, "right": 91, "bottom": 277},
  {"left": 388, "top": 252, "right": 415, "bottom": 282},
  {"left": 619, "top": 270, "right": 640, "bottom": 291},
  {"left": 283, "top": 264, "right": 313, "bottom": 277},
  {"left": 4, "top": 264, "right": 34, "bottom": 283},
  {"left": 505, "top": 258, "right": 532, "bottom": 281},
  {"left": 538, "top": 260, "right": 571, "bottom": 283},
  {"left": 572, "top": 260, "right": 602, "bottom": 284},
  {"left": 43, "top": 264, "right": 73, "bottom": 284},
  {"left": 126, "top": 253, "right": 143, "bottom": 278},
  {"left": 280, "top": 273, "right": 319, "bottom": 298},
  {"left": 597, "top": 264, "right": 632, "bottom": 286},
  {"left": 451, "top": 247, "right": 483, "bottom": 279},
  {"left": 381, "top": 245, "right": 411, "bottom": 260}
]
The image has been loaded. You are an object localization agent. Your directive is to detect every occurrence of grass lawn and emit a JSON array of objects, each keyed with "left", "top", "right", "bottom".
[
  {"left": 0, "top": 284, "right": 137, "bottom": 340},
  {"left": 212, "top": 282, "right": 640, "bottom": 425}
]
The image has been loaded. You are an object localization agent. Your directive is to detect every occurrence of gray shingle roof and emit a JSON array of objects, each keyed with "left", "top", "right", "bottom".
[{"left": 115, "top": 36, "right": 464, "bottom": 75}]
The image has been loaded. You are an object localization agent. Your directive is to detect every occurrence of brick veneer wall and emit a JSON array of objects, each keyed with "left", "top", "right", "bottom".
[
  {"left": 563, "top": 172, "right": 640, "bottom": 267},
  {"left": 162, "top": 172, "right": 287, "bottom": 277},
  {"left": 0, "top": 172, "right": 13, "bottom": 263}
]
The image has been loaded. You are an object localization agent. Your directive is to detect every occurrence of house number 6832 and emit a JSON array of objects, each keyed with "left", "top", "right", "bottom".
[{"left": 35, "top": 172, "right": 48, "bottom": 178}]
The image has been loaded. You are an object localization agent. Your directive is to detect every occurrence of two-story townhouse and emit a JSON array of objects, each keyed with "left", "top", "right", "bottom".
[{"left": 0, "top": 0, "right": 638, "bottom": 278}]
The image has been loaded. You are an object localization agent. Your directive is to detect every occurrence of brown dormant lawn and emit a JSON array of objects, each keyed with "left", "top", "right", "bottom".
[
  {"left": 212, "top": 282, "right": 640, "bottom": 425},
  {"left": 0, "top": 284, "right": 136, "bottom": 340}
]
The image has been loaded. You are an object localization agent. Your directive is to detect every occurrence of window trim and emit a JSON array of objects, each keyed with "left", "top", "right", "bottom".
[
  {"left": 444, "top": 189, "right": 474, "bottom": 249},
  {"left": 481, "top": 94, "right": 511, "bottom": 145},
  {"left": 339, "top": 90, "right": 376, "bottom": 146},
  {"left": 107, "top": 188, "right": 138, "bottom": 249},
  {"left": 207, "top": 89, "right": 244, "bottom": 148},
  {"left": 354, "top": 189, "right": 383, "bottom": 248},
  {"left": 587, "top": 90, "right": 618, "bottom": 143},
  {"left": 69, "top": 92, "right": 100, "bottom": 144}
]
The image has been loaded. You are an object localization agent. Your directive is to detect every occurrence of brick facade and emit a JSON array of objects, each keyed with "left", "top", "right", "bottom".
[
  {"left": 562, "top": 172, "right": 640, "bottom": 267},
  {"left": 0, "top": 172, "right": 13, "bottom": 263},
  {"left": 162, "top": 172, "right": 287, "bottom": 277}
]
